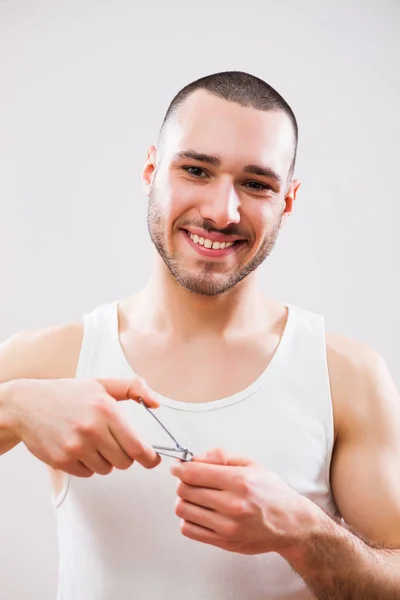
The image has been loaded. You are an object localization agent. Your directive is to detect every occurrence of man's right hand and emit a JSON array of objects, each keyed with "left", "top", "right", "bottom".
[{"left": 0, "top": 377, "right": 161, "bottom": 477}]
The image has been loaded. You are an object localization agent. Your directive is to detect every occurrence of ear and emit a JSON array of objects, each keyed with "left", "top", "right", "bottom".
[
  {"left": 142, "top": 145, "right": 158, "bottom": 196},
  {"left": 280, "top": 179, "right": 301, "bottom": 227}
]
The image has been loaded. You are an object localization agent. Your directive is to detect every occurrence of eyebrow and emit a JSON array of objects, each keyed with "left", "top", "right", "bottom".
[{"left": 173, "top": 150, "right": 283, "bottom": 185}]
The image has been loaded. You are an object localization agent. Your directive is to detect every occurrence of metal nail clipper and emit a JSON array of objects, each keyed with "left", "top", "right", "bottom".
[{"left": 140, "top": 399, "right": 194, "bottom": 462}]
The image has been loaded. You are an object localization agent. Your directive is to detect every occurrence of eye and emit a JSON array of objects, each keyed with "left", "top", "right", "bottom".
[
  {"left": 182, "top": 166, "right": 208, "bottom": 178},
  {"left": 245, "top": 181, "right": 273, "bottom": 191},
  {"left": 182, "top": 167, "right": 273, "bottom": 192}
]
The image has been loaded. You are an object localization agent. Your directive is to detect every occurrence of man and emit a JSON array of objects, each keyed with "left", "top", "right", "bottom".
[{"left": 0, "top": 70, "right": 399, "bottom": 600}]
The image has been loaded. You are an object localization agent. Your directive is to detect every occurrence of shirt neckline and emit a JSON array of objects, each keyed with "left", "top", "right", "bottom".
[{"left": 111, "top": 300, "right": 294, "bottom": 412}]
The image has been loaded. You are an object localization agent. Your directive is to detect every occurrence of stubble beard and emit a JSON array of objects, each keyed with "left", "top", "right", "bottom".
[{"left": 147, "top": 186, "right": 282, "bottom": 297}]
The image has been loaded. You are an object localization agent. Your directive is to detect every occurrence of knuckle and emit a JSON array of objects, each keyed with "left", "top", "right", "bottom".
[
  {"left": 63, "top": 439, "right": 84, "bottom": 457},
  {"left": 230, "top": 500, "right": 250, "bottom": 518},
  {"left": 68, "top": 463, "right": 86, "bottom": 476},
  {"left": 72, "top": 463, "right": 93, "bottom": 478},
  {"left": 94, "top": 398, "right": 113, "bottom": 417},
  {"left": 127, "top": 444, "right": 145, "bottom": 462},
  {"left": 98, "top": 465, "right": 113, "bottom": 476},
  {"left": 115, "top": 457, "right": 134, "bottom": 470},
  {"left": 73, "top": 419, "right": 99, "bottom": 437},
  {"left": 53, "top": 454, "right": 70, "bottom": 470},
  {"left": 89, "top": 395, "right": 108, "bottom": 413},
  {"left": 236, "top": 475, "right": 252, "bottom": 495},
  {"left": 119, "top": 431, "right": 140, "bottom": 455},
  {"left": 223, "top": 520, "right": 239, "bottom": 538},
  {"left": 72, "top": 468, "right": 87, "bottom": 477}
]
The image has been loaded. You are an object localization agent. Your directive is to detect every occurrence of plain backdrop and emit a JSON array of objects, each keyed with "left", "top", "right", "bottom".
[{"left": 0, "top": 0, "right": 399, "bottom": 597}]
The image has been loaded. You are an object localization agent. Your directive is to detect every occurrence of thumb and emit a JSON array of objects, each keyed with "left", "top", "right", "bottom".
[
  {"left": 96, "top": 378, "right": 160, "bottom": 408},
  {"left": 193, "top": 447, "right": 254, "bottom": 467}
]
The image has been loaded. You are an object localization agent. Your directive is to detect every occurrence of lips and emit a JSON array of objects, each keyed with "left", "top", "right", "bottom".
[
  {"left": 183, "top": 226, "right": 245, "bottom": 244},
  {"left": 181, "top": 229, "right": 245, "bottom": 258}
]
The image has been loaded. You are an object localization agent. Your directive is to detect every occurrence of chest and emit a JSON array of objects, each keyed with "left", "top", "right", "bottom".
[{"left": 119, "top": 332, "right": 281, "bottom": 403}]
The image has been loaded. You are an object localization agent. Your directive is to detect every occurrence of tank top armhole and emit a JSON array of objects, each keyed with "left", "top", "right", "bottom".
[
  {"left": 289, "top": 305, "right": 336, "bottom": 493},
  {"left": 53, "top": 312, "right": 93, "bottom": 509},
  {"left": 75, "top": 312, "right": 95, "bottom": 379},
  {"left": 52, "top": 473, "right": 71, "bottom": 508},
  {"left": 318, "top": 315, "right": 336, "bottom": 488}
]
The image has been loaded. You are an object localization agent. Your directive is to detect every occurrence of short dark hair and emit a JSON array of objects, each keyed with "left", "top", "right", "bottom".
[{"left": 158, "top": 70, "right": 298, "bottom": 179}]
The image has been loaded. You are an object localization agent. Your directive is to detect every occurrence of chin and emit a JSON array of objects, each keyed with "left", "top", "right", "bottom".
[{"left": 174, "top": 271, "right": 238, "bottom": 297}]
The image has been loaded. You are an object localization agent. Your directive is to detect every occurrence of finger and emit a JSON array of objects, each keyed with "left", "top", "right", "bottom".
[
  {"left": 175, "top": 499, "right": 230, "bottom": 534},
  {"left": 193, "top": 448, "right": 253, "bottom": 467},
  {"left": 179, "top": 518, "right": 226, "bottom": 548},
  {"left": 97, "top": 427, "right": 135, "bottom": 470},
  {"left": 54, "top": 460, "right": 94, "bottom": 478},
  {"left": 171, "top": 461, "right": 241, "bottom": 489},
  {"left": 72, "top": 461, "right": 94, "bottom": 477},
  {"left": 109, "top": 411, "right": 161, "bottom": 469},
  {"left": 177, "top": 481, "right": 228, "bottom": 512},
  {"left": 97, "top": 378, "right": 160, "bottom": 408},
  {"left": 80, "top": 450, "right": 114, "bottom": 475},
  {"left": 34, "top": 448, "right": 94, "bottom": 478}
]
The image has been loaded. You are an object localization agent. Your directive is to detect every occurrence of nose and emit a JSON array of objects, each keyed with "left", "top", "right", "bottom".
[{"left": 199, "top": 184, "right": 241, "bottom": 229}]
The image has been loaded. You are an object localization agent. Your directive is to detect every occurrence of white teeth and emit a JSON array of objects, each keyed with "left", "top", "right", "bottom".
[{"left": 188, "top": 232, "right": 235, "bottom": 249}]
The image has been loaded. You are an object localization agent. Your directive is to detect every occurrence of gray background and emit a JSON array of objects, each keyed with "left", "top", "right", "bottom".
[{"left": 0, "top": 0, "right": 399, "bottom": 597}]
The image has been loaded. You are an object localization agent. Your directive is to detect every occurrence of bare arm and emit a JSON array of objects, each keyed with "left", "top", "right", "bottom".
[
  {"left": 281, "top": 335, "right": 400, "bottom": 598},
  {"left": 0, "top": 381, "right": 22, "bottom": 453},
  {"left": 0, "top": 324, "right": 161, "bottom": 474},
  {"left": 281, "top": 506, "right": 400, "bottom": 598},
  {"left": 0, "top": 324, "right": 83, "bottom": 454}
]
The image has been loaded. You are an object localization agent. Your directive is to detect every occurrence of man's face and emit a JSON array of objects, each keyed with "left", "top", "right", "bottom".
[{"left": 144, "top": 90, "right": 300, "bottom": 297}]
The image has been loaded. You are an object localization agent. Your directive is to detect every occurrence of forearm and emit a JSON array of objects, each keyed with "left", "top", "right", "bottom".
[
  {"left": 281, "top": 509, "right": 400, "bottom": 599},
  {"left": 0, "top": 381, "right": 21, "bottom": 454}
]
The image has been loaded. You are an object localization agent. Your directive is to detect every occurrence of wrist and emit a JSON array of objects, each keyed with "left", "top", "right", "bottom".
[
  {"left": 277, "top": 499, "right": 335, "bottom": 564},
  {"left": 0, "top": 379, "right": 26, "bottom": 438}
]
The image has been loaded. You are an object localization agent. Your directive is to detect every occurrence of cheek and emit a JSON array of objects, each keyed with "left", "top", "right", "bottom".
[
  {"left": 167, "top": 179, "right": 202, "bottom": 223},
  {"left": 257, "top": 202, "right": 281, "bottom": 231},
  {"left": 245, "top": 204, "right": 270, "bottom": 240}
]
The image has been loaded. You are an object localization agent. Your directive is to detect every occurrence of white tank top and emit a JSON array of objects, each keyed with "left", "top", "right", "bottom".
[{"left": 54, "top": 300, "right": 339, "bottom": 600}]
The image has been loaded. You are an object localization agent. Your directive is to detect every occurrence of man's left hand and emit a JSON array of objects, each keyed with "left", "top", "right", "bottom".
[{"left": 170, "top": 448, "right": 319, "bottom": 555}]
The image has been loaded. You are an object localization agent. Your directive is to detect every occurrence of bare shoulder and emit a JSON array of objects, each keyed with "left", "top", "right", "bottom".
[
  {"left": 326, "top": 334, "right": 400, "bottom": 543},
  {"left": 326, "top": 332, "right": 384, "bottom": 382},
  {"left": 326, "top": 332, "right": 399, "bottom": 442},
  {"left": 0, "top": 321, "right": 84, "bottom": 382}
]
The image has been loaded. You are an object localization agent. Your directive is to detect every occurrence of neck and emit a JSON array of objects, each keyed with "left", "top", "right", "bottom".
[{"left": 130, "top": 256, "right": 275, "bottom": 341}]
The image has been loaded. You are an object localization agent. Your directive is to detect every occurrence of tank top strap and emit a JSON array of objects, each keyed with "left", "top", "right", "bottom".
[
  {"left": 75, "top": 301, "right": 127, "bottom": 379},
  {"left": 284, "top": 303, "right": 329, "bottom": 376}
]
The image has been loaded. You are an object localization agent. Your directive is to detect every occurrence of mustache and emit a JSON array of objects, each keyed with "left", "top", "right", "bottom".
[{"left": 179, "top": 220, "right": 247, "bottom": 239}]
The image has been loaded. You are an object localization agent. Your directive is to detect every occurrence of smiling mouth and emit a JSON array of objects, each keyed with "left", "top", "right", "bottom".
[{"left": 181, "top": 229, "right": 246, "bottom": 257}]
